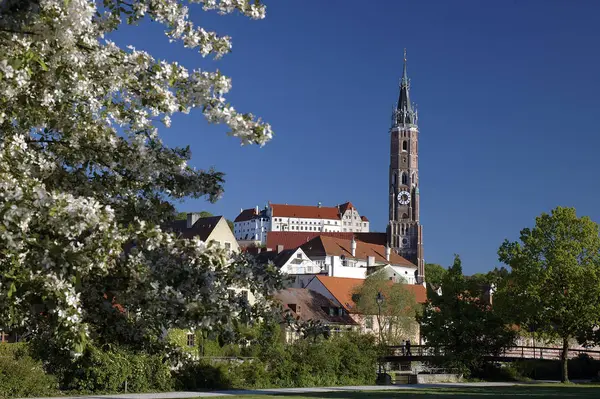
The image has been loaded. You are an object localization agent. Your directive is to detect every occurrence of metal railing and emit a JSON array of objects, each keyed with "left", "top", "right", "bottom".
[{"left": 384, "top": 345, "right": 600, "bottom": 361}]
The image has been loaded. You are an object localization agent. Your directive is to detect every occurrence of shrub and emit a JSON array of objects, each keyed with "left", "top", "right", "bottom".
[
  {"left": 64, "top": 345, "right": 172, "bottom": 393},
  {"left": 0, "top": 343, "right": 59, "bottom": 398},
  {"left": 173, "top": 360, "right": 234, "bottom": 391}
]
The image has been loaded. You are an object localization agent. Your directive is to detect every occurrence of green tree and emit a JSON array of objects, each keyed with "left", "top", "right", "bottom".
[
  {"left": 352, "top": 274, "right": 421, "bottom": 346},
  {"left": 425, "top": 263, "right": 446, "bottom": 287},
  {"left": 497, "top": 206, "right": 600, "bottom": 383},
  {"left": 420, "top": 255, "right": 516, "bottom": 373}
]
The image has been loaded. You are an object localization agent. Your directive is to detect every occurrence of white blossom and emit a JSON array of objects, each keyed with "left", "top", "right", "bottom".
[{"left": 0, "top": 0, "right": 281, "bottom": 356}]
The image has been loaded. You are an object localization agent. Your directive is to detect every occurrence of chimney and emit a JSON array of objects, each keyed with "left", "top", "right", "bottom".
[
  {"left": 367, "top": 256, "right": 375, "bottom": 267},
  {"left": 329, "top": 255, "right": 336, "bottom": 276},
  {"left": 385, "top": 245, "right": 391, "bottom": 262},
  {"left": 277, "top": 244, "right": 284, "bottom": 254},
  {"left": 187, "top": 212, "right": 200, "bottom": 228},
  {"left": 351, "top": 237, "right": 357, "bottom": 257}
]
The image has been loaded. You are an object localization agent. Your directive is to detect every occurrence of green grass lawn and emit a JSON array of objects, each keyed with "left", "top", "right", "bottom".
[{"left": 218, "top": 385, "right": 600, "bottom": 399}]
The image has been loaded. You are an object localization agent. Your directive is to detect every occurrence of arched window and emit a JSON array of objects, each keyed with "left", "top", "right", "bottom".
[
  {"left": 402, "top": 141, "right": 408, "bottom": 152},
  {"left": 392, "top": 173, "right": 396, "bottom": 186},
  {"left": 412, "top": 173, "right": 416, "bottom": 184},
  {"left": 401, "top": 173, "right": 408, "bottom": 185}
]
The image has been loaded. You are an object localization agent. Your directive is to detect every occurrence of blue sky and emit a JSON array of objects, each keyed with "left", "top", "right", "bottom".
[{"left": 114, "top": 0, "right": 600, "bottom": 275}]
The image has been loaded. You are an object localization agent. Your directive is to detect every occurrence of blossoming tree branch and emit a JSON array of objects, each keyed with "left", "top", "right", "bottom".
[{"left": 0, "top": 0, "right": 282, "bottom": 357}]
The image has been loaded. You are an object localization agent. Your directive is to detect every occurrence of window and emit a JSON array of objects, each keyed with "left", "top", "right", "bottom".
[
  {"left": 401, "top": 173, "right": 408, "bottom": 185},
  {"left": 187, "top": 333, "right": 195, "bottom": 347},
  {"left": 241, "top": 290, "right": 249, "bottom": 301},
  {"left": 329, "top": 307, "right": 335, "bottom": 316},
  {"left": 224, "top": 242, "right": 231, "bottom": 250},
  {"left": 297, "top": 253, "right": 302, "bottom": 259},
  {"left": 402, "top": 140, "right": 408, "bottom": 151},
  {"left": 365, "top": 316, "right": 373, "bottom": 329}
]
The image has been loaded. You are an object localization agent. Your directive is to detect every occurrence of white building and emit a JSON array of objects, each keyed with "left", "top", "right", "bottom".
[
  {"left": 233, "top": 202, "right": 370, "bottom": 244},
  {"left": 299, "top": 235, "right": 417, "bottom": 283}
]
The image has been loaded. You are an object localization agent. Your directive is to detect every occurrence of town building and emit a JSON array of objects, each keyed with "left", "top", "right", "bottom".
[
  {"left": 273, "top": 288, "right": 358, "bottom": 342},
  {"left": 305, "top": 275, "right": 427, "bottom": 344},
  {"left": 233, "top": 202, "right": 370, "bottom": 244},
  {"left": 168, "top": 213, "right": 239, "bottom": 252},
  {"left": 300, "top": 235, "right": 417, "bottom": 282}
]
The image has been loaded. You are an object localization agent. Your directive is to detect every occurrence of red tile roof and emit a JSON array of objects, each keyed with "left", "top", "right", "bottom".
[
  {"left": 312, "top": 276, "right": 427, "bottom": 313},
  {"left": 266, "top": 231, "right": 354, "bottom": 250},
  {"left": 270, "top": 204, "right": 341, "bottom": 220},
  {"left": 266, "top": 231, "right": 387, "bottom": 251},
  {"left": 361, "top": 216, "right": 369, "bottom": 222},
  {"left": 301, "top": 236, "right": 415, "bottom": 267}
]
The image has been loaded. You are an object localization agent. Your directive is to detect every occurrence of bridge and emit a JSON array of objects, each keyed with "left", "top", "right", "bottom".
[{"left": 382, "top": 345, "right": 600, "bottom": 363}]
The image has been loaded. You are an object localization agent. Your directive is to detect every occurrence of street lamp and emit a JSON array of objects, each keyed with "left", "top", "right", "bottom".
[
  {"left": 375, "top": 291, "right": 386, "bottom": 383},
  {"left": 376, "top": 291, "right": 384, "bottom": 346}
]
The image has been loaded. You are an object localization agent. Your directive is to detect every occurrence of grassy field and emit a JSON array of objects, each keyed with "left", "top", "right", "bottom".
[{"left": 218, "top": 384, "right": 600, "bottom": 399}]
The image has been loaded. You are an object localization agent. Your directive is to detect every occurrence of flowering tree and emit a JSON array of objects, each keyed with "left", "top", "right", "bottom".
[{"left": 0, "top": 0, "right": 281, "bottom": 357}]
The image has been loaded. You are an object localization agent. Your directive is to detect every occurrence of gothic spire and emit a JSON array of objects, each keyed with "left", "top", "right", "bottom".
[{"left": 394, "top": 49, "right": 417, "bottom": 126}]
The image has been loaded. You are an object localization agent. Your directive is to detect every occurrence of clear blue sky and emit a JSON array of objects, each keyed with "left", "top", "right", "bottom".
[{"left": 114, "top": 0, "right": 600, "bottom": 275}]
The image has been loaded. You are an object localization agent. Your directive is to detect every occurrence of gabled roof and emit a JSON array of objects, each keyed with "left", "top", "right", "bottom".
[
  {"left": 337, "top": 202, "right": 355, "bottom": 215},
  {"left": 165, "top": 216, "right": 223, "bottom": 240},
  {"left": 266, "top": 232, "right": 387, "bottom": 251},
  {"left": 311, "top": 276, "right": 427, "bottom": 313},
  {"left": 234, "top": 208, "right": 258, "bottom": 223},
  {"left": 301, "top": 236, "right": 415, "bottom": 267},
  {"left": 271, "top": 204, "right": 340, "bottom": 220},
  {"left": 255, "top": 248, "right": 297, "bottom": 269},
  {"left": 312, "top": 276, "right": 363, "bottom": 312},
  {"left": 273, "top": 288, "right": 357, "bottom": 326}
]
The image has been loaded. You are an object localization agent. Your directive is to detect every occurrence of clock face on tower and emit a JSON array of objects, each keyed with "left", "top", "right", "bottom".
[{"left": 397, "top": 190, "right": 411, "bottom": 205}]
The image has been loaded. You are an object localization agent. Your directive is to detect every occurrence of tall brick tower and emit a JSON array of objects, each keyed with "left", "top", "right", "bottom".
[{"left": 387, "top": 50, "right": 425, "bottom": 284}]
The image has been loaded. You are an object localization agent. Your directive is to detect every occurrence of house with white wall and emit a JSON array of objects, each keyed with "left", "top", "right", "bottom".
[
  {"left": 169, "top": 213, "right": 240, "bottom": 252},
  {"left": 233, "top": 202, "right": 370, "bottom": 245},
  {"left": 299, "top": 235, "right": 417, "bottom": 281}
]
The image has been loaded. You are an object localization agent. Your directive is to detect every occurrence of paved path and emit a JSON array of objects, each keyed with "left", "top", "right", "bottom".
[{"left": 23, "top": 382, "right": 527, "bottom": 399}]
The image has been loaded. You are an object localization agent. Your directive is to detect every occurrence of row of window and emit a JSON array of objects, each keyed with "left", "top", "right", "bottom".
[{"left": 273, "top": 218, "right": 340, "bottom": 225}]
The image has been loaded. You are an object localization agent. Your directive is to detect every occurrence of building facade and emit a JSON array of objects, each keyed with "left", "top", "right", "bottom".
[
  {"left": 387, "top": 50, "right": 425, "bottom": 283},
  {"left": 234, "top": 202, "right": 370, "bottom": 244}
]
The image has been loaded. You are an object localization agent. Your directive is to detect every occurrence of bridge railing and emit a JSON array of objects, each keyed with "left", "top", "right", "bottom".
[{"left": 385, "top": 345, "right": 600, "bottom": 361}]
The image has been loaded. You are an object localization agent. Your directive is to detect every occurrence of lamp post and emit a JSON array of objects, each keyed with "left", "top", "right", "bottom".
[
  {"left": 375, "top": 291, "right": 385, "bottom": 382},
  {"left": 376, "top": 291, "right": 384, "bottom": 347}
]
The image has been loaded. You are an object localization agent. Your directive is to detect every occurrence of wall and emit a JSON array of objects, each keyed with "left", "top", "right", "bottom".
[
  {"left": 208, "top": 217, "right": 240, "bottom": 252},
  {"left": 416, "top": 374, "right": 463, "bottom": 384},
  {"left": 270, "top": 216, "right": 342, "bottom": 233},
  {"left": 379, "top": 265, "right": 418, "bottom": 285},
  {"left": 340, "top": 208, "right": 370, "bottom": 232}
]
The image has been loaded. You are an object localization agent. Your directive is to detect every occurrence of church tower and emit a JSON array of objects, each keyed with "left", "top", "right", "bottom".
[{"left": 387, "top": 50, "right": 425, "bottom": 284}]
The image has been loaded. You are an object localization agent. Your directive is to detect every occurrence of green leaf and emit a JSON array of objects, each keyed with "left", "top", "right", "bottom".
[
  {"left": 36, "top": 57, "right": 48, "bottom": 71},
  {"left": 7, "top": 282, "right": 16, "bottom": 298}
]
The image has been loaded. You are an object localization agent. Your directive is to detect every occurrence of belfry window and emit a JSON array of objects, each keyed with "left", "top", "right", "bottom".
[
  {"left": 402, "top": 141, "right": 408, "bottom": 152},
  {"left": 401, "top": 173, "right": 408, "bottom": 185}
]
